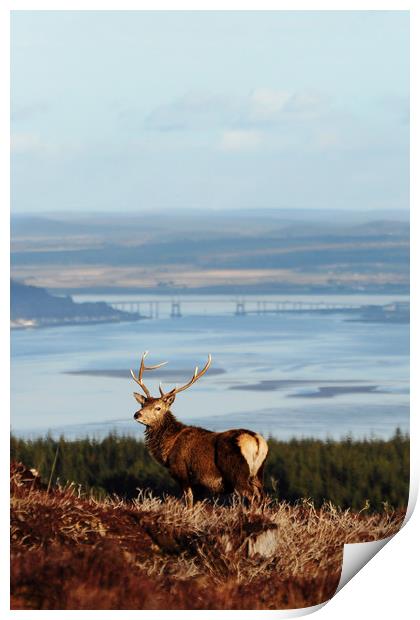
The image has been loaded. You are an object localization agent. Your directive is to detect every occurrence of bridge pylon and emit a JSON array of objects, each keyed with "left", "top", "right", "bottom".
[
  {"left": 235, "top": 301, "right": 246, "bottom": 316},
  {"left": 170, "top": 301, "right": 182, "bottom": 318}
]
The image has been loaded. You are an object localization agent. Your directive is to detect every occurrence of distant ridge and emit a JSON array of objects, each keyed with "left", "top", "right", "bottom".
[{"left": 10, "top": 280, "right": 139, "bottom": 327}]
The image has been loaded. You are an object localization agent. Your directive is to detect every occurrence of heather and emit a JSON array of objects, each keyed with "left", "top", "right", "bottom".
[{"left": 11, "top": 462, "right": 405, "bottom": 610}]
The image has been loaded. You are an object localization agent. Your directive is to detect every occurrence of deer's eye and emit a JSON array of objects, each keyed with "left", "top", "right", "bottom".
[{"left": 156, "top": 406, "right": 161, "bottom": 411}]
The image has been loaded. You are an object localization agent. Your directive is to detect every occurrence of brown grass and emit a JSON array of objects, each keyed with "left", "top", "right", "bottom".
[{"left": 10, "top": 462, "right": 405, "bottom": 610}]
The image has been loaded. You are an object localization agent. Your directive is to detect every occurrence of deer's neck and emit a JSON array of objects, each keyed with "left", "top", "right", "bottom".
[{"left": 145, "top": 411, "right": 185, "bottom": 465}]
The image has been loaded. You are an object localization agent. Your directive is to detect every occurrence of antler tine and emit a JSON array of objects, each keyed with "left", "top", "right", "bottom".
[
  {"left": 130, "top": 351, "right": 168, "bottom": 398},
  {"left": 145, "top": 361, "right": 168, "bottom": 370},
  {"left": 165, "top": 354, "right": 212, "bottom": 397}
]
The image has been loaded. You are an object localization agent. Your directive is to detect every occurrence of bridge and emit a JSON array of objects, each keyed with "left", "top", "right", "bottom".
[{"left": 109, "top": 298, "right": 362, "bottom": 319}]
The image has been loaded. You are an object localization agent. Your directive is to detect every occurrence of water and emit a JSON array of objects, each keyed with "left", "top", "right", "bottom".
[{"left": 11, "top": 295, "right": 409, "bottom": 441}]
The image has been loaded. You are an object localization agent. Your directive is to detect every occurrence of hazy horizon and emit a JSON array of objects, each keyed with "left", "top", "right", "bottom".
[{"left": 10, "top": 206, "right": 411, "bottom": 220}]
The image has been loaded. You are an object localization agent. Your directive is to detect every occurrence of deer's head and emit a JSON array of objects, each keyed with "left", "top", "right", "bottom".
[{"left": 131, "top": 352, "right": 211, "bottom": 427}]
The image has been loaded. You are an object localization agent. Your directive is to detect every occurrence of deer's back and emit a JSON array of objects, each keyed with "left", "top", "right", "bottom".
[{"left": 167, "top": 425, "right": 268, "bottom": 492}]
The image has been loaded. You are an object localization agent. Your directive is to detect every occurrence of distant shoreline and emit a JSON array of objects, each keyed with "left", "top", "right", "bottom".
[
  {"left": 47, "top": 286, "right": 410, "bottom": 296},
  {"left": 11, "top": 316, "right": 142, "bottom": 330}
]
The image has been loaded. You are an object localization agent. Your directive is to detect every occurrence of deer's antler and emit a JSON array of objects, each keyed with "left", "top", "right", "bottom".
[
  {"left": 130, "top": 351, "right": 168, "bottom": 398},
  {"left": 160, "top": 354, "right": 212, "bottom": 398}
]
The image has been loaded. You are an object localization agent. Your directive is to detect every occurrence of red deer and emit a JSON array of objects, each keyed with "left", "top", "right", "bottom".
[{"left": 131, "top": 352, "right": 268, "bottom": 507}]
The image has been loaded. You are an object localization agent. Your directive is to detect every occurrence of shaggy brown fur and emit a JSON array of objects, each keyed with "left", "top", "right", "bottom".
[
  {"left": 134, "top": 400, "right": 268, "bottom": 506},
  {"left": 132, "top": 353, "right": 268, "bottom": 506}
]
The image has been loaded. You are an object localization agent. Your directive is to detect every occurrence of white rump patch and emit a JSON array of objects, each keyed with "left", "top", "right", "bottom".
[{"left": 237, "top": 433, "right": 268, "bottom": 476}]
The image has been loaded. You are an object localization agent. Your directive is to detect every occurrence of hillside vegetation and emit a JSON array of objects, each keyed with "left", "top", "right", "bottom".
[
  {"left": 11, "top": 462, "right": 405, "bottom": 610},
  {"left": 11, "top": 431, "right": 410, "bottom": 511},
  {"left": 11, "top": 211, "right": 409, "bottom": 293}
]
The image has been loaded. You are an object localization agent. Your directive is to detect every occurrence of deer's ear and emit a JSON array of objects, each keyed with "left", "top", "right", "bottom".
[
  {"left": 133, "top": 392, "right": 146, "bottom": 404},
  {"left": 164, "top": 394, "right": 176, "bottom": 406}
]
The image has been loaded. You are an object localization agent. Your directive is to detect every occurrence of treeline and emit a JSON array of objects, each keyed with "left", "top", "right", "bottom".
[{"left": 10, "top": 431, "right": 409, "bottom": 511}]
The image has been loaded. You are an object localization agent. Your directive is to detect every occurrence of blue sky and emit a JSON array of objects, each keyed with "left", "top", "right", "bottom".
[{"left": 11, "top": 10, "right": 409, "bottom": 213}]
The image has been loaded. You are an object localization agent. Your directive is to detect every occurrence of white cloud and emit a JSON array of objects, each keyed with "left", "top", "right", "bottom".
[
  {"left": 220, "top": 130, "right": 262, "bottom": 151},
  {"left": 287, "top": 91, "right": 329, "bottom": 118},
  {"left": 250, "top": 88, "right": 330, "bottom": 122},
  {"left": 249, "top": 88, "right": 292, "bottom": 121},
  {"left": 145, "top": 92, "right": 237, "bottom": 131},
  {"left": 11, "top": 133, "right": 45, "bottom": 154},
  {"left": 145, "top": 88, "right": 331, "bottom": 135},
  {"left": 11, "top": 133, "right": 83, "bottom": 156}
]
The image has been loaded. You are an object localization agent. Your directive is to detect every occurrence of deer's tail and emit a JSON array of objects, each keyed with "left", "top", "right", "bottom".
[{"left": 237, "top": 432, "right": 268, "bottom": 477}]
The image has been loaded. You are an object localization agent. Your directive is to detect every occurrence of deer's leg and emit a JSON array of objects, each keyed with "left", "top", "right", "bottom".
[
  {"left": 235, "top": 471, "right": 267, "bottom": 506},
  {"left": 257, "top": 459, "right": 266, "bottom": 488},
  {"left": 233, "top": 476, "right": 257, "bottom": 506},
  {"left": 250, "top": 477, "right": 264, "bottom": 505},
  {"left": 234, "top": 486, "right": 254, "bottom": 508},
  {"left": 253, "top": 460, "right": 267, "bottom": 504},
  {"left": 183, "top": 486, "right": 194, "bottom": 508}
]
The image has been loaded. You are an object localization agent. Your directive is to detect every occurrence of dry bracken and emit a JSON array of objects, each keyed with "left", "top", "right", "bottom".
[{"left": 11, "top": 463, "right": 405, "bottom": 610}]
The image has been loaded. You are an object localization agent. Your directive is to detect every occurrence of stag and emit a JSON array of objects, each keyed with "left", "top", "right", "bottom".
[{"left": 131, "top": 352, "right": 268, "bottom": 507}]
